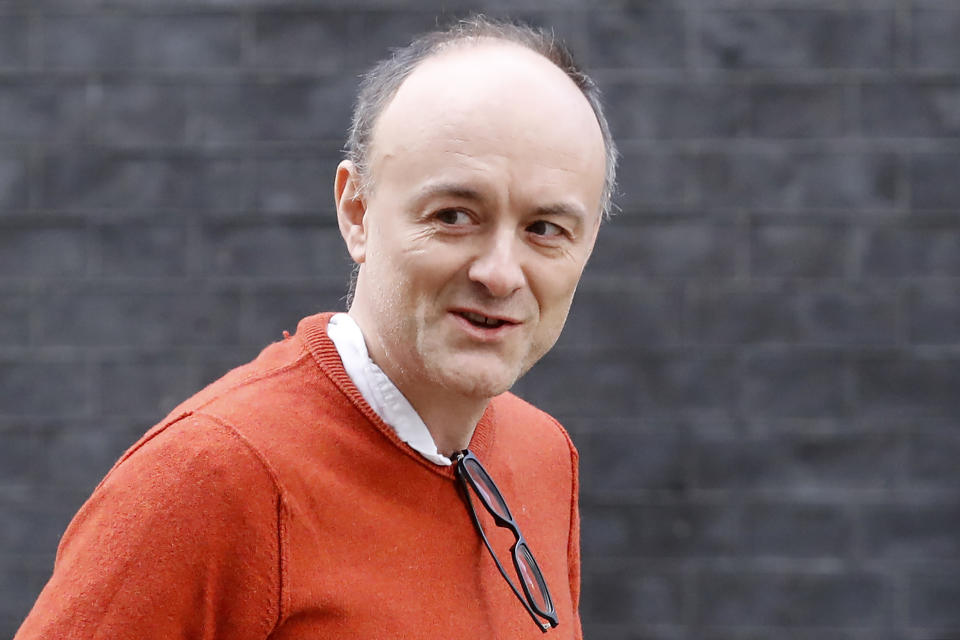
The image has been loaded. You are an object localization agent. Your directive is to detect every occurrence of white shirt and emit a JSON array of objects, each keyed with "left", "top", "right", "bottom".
[{"left": 326, "top": 313, "right": 453, "bottom": 466}]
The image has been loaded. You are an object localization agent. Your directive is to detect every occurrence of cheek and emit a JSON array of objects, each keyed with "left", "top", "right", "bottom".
[
  {"left": 398, "top": 242, "right": 469, "bottom": 294},
  {"left": 529, "top": 262, "right": 583, "bottom": 321}
]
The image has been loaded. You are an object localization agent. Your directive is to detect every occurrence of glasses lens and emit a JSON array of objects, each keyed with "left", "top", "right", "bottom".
[
  {"left": 516, "top": 542, "right": 552, "bottom": 613},
  {"left": 464, "top": 458, "right": 511, "bottom": 520}
]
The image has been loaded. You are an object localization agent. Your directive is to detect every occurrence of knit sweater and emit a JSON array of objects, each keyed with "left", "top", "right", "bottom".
[{"left": 16, "top": 312, "right": 582, "bottom": 640}]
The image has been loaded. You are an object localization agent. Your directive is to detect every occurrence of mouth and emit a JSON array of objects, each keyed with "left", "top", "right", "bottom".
[{"left": 452, "top": 309, "right": 519, "bottom": 330}]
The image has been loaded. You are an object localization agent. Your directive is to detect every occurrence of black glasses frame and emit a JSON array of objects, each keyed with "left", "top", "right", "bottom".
[{"left": 455, "top": 449, "right": 559, "bottom": 633}]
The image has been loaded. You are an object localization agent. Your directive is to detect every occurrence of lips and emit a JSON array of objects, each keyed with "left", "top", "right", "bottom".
[{"left": 452, "top": 309, "right": 520, "bottom": 330}]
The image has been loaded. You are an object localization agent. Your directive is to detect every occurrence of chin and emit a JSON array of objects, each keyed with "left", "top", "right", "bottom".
[{"left": 431, "top": 360, "right": 522, "bottom": 400}]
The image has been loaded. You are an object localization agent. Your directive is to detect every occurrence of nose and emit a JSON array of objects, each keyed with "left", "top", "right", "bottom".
[{"left": 467, "top": 230, "right": 526, "bottom": 298}]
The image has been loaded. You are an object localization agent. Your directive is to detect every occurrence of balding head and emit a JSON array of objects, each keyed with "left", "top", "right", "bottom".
[{"left": 345, "top": 16, "right": 617, "bottom": 220}]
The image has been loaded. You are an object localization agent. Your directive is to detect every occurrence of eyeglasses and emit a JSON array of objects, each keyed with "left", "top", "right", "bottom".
[{"left": 454, "top": 449, "right": 559, "bottom": 633}]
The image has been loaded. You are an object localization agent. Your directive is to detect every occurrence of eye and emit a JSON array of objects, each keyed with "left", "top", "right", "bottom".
[
  {"left": 435, "top": 209, "right": 472, "bottom": 225},
  {"left": 526, "top": 220, "right": 565, "bottom": 238}
]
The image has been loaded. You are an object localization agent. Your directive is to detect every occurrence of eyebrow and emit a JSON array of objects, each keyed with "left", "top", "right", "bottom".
[
  {"left": 533, "top": 201, "right": 589, "bottom": 222},
  {"left": 414, "top": 182, "right": 589, "bottom": 222},
  {"left": 414, "top": 182, "right": 491, "bottom": 207}
]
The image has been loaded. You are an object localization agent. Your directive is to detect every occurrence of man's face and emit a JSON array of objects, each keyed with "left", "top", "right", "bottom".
[{"left": 339, "top": 42, "right": 606, "bottom": 404}]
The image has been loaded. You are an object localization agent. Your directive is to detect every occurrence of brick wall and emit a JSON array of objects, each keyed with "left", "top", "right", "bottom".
[{"left": 2, "top": 2, "right": 959, "bottom": 638}]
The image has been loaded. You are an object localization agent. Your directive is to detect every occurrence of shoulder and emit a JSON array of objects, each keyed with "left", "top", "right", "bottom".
[{"left": 92, "top": 412, "right": 285, "bottom": 524}]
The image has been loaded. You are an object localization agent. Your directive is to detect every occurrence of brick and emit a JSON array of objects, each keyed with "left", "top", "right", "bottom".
[
  {"left": 43, "top": 16, "right": 135, "bottom": 70},
  {"left": 0, "top": 16, "right": 28, "bottom": 69},
  {"left": 96, "top": 223, "right": 190, "bottom": 277},
  {"left": 90, "top": 83, "right": 192, "bottom": 146},
  {"left": 516, "top": 354, "right": 641, "bottom": 419},
  {"left": 257, "top": 155, "right": 339, "bottom": 214},
  {"left": 0, "top": 499, "right": 70, "bottom": 560},
  {"left": 579, "top": 431, "right": 687, "bottom": 493},
  {"left": 35, "top": 285, "right": 244, "bottom": 347},
  {"left": 695, "top": 570, "right": 885, "bottom": 627},
  {"left": 694, "top": 433, "right": 901, "bottom": 491},
  {"left": 687, "top": 285, "right": 801, "bottom": 345},
  {"left": 254, "top": 10, "right": 355, "bottom": 72},
  {"left": 0, "top": 227, "right": 87, "bottom": 277},
  {"left": 202, "top": 222, "right": 350, "bottom": 276},
  {"left": 42, "top": 14, "right": 242, "bottom": 71},
  {"left": 863, "top": 224, "right": 960, "bottom": 277},
  {"left": 911, "top": 9, "right": 960, "bottom": 69},
  {"left": 80, "top": 81, "right": 320, "bottom": 146},
  {"left": 100, "top": 357, "right": 198, "bottom": 418},
  {"left": 41, "top": 152, "right": 255, "bottom": 212},
  {"left": 743, "top": 350, "right": 848, "bottom": 418},
  {"left": 41, "top": 152, "right": 198, "bottom": 210},
  {"left": 202, "top": 158, "right": 257, "bottom": 212},
  {"left": 178, "top": 83, "right": 259, "bottom": 144},
  {"left": 690, "top": 284, "right": 898, "bottom": 347},
  {"left": 586, "top": 9, "right": 686, "bottom": 70},
  {"left": 0, "top": 360, "right": 92, "bottom": 416},
  {"left": 750, "top": 83, "right": 847, "bottom": 138},
  {"left": 697, "top": 9, "right": 894, "bottom": 70},
  {"left": 588, "top": 221, "right": 738, "bottom": 278},
  {"left": 861, "top": 82, "right": 960, "bottom": 138},
  {"left": 909, "top": 570, "right": 960, "bottom": 629},
  {"left": 741, "top": 501, "right": 852, "bottom": 558},
  {"left": 581, "top": 565, "right": 683, "bottom": 624},
  {"left": 0, "top": 431, "right": 42, "bottom": 485},
  {"left": 602, "top": 81, "right": 848, "bottom": 139},
  {"left": 857, "top": 353, "right": 960, "bottom": 418},
  {"left": 253, "top": 77, "right": 356, "bottom": 142},
  {"left": 581, "top": 502, "right": 739, "bottom": 558},
  {"left": 519, "top": 350, "right": 736, "bottom": 420},
  {"left": 910, "top": 152, "right": 960, "bottom": 209},
  {"left": 638, "top": 353, "right": 739, "bottom": 416},
  {"left": 615, "top": 149, "right": 695, "bottom": 211},
  {"left": 862, "top": 503, "right": 960, "bottom": 559},
  {"left": 906, "top": 284, "right": 960, "bottom": 345},
  {"left": 909, "top": 432, "right": 960, "bottom": 489},
  {"left": 793, "top": 287, "right": 899, "bottom": 347},
  {"left": 749, "top": 223, "right": 848, "bottom": 277},
  {"left": 0, "top": 292, "right": 28, "bottom": 344},
  {"left": 697, "top": 150, "right": 899, "bottom": 210},
  {"left": 558, "top": 283, "right": 683, "bottom": 350},
  {"left": 603, "top": 81, "right": 751, "bottom": 140},
  {"left": 0, "top": 149, "right": 28, "bottom": 210},
  {"left": 0, "top": 81, "right": 87, "bottom": 142}
]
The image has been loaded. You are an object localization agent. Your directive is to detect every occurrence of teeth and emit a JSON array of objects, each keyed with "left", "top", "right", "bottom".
[{"left": 462, "top": 311, "right": 502, "bottom": 327}]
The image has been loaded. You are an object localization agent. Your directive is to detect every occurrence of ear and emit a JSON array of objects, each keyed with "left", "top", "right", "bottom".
[{"left": 334, "top": 160, "right": 368, "bottom": 264}]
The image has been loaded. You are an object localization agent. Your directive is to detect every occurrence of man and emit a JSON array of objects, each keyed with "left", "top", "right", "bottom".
[{"left": 16, "top": 16, "right": 616, "bottom": 639}]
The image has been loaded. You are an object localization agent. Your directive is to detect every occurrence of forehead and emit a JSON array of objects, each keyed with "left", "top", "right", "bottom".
[{"left": 367, "top": 42, "right": 606, "bottom": 210}]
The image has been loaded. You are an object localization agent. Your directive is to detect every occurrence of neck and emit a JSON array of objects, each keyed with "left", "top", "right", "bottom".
[
  {"left": 401, "top": 386, "right": 488, "bottom": 457},
  {"left": 347, "top": 309, "right": 488, "bottom": 457}
]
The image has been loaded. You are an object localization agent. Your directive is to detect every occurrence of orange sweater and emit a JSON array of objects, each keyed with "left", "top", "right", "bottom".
[{"left": 16, "top": 313, "right": 582, "bottom": 639}]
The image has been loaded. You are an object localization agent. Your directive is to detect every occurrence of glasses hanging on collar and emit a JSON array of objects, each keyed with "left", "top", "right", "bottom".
[{"left": 455, "top": 449, "right": 559, "bottom": 633}]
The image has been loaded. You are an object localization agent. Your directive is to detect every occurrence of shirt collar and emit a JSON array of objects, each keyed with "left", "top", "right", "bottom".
[{"left": 326, "top": 313, "right": 452, "bottom": 466}]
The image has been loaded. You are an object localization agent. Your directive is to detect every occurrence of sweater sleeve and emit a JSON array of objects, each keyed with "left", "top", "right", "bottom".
[{"left": 15, "top": 414, "right": 284, "bottom": 640}]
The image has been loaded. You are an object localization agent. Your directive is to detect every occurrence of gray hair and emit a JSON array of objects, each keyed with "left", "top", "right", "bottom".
[{"left": 344, "top": 15, "right": 619, "bottom": 220}]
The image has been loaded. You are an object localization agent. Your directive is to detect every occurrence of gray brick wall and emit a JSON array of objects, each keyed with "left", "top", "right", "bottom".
[{"left": 2, "top": 2, "right": 958, "bottom": 638}]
